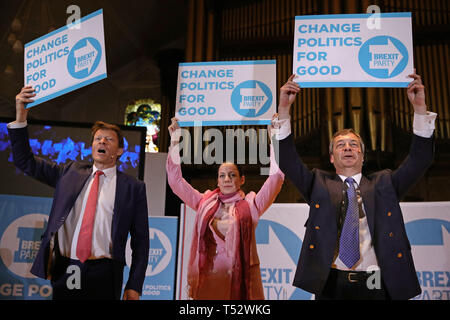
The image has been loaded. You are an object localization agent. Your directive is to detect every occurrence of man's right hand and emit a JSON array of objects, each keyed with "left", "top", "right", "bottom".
[
  {"left": 15, "top": 86, "right": 35, "bottom": 123},
  {"left": 278, "top": 74, "right": 300, "bottom": 119}
]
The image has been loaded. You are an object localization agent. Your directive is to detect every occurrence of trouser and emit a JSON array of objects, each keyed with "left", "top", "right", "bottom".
[
  {"left": 51, "top": 256, "right": 123, "bottom": 300},
  {"left": 315, "top": 268, "right": 390, "bottom": 300}
]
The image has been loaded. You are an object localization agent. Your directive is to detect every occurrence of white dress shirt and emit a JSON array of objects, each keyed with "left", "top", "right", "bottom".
[
  {"left": 59, "top": 164, "right": 116, "bottom": 260},
  {"left": 272, "top": 111, "right": 437, "bottom": 271}
]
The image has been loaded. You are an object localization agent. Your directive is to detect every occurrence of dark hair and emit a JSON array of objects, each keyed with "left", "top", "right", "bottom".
[
  {"left": 217, "top": 162, "right": 245, "bottom": 177},
  {"left": 329, "top": 128, "right": 365, "bottom": 154},
  {"left": 91, "top": 121, "right": 124, "bottom": 148}
]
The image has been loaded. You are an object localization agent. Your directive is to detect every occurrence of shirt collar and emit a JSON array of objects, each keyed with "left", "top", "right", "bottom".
[
  {"left": 92, "top": 164, "right": 116, "bottom": 178},
  {"left": 338, "top": 173, "right": 362, "bottom": 186}
]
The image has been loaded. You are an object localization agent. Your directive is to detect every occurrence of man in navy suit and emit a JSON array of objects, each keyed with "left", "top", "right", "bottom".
[
  {"left": 272, "top": 71, "right": 436, "bottom": 300},
  {"left": 8, "top": 86, "right": 149, "bottom": 300}
]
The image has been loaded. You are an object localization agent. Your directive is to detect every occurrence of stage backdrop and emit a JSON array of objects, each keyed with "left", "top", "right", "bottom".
[
  {"left": 1, "top": 195, "right": 448, "bottom": 300},
  {"left": 0, "top": 195, "right": 179, "bottom": 300},
  {"left": 0, "top": 194, "right": 53, "bottom": 300},
  {"left": 176, "top": 202, "right": 450, "bottom": 300}
]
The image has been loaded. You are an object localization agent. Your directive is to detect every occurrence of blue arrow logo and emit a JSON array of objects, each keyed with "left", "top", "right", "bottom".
[
  {"left": 406, "top": 219, "right": 450, "bottom": 246},
  {"left": 230, "top": 80, "right": 273, "bottom": 117},
  {"left": 256, "top": 219, "right": 313, "bottom": 300},
  {"left": 67, "top": 37, "right": 102, "bottom": 79},
  {"left": 148, "top": 231, "right": 167, "bottom": 273},
  {"left": 358, "top": 35, "right": 408, "bottom": 79}
]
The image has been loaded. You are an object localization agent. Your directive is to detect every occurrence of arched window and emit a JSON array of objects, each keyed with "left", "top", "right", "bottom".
[{"left": 124, "top": 99, "right": 161, "bottom": 152}]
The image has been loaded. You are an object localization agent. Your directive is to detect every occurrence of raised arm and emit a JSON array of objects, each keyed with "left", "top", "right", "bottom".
[
  {"left": 166, "top": 117, "right": 203, "bottom": 210},
  {"left": 252, "top": 143, "right": 284, "bottom": 216},
  {"left": 8, "top": 86, "right": 64, "bottom": 187},
  {"left": 391, "top": 71, "right": 436, "bottom": 199},
  {"left": 272, "top": 75, "right": 314, "bottom": 203}
]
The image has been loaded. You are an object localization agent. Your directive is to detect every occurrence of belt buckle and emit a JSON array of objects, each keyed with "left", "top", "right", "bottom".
[{"left": 347, "top": 272, "right": 358, "bottom": 283}]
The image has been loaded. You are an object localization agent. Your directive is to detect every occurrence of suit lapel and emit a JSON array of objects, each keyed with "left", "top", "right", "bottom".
[
  {"left": 325, "top": 174, "right": 345, "bottom": 226},
  {"left": 112, "top": 170, "right": 126, "bottom": 240},
  {"left": 360, "top": 175, "right": 376, "bottom": 240},
  {"left": 74, "top": 167, "right": 92, "bottom": 194},
  {"left": 62, "top": 166, "right": 92, "bottom": 219}
]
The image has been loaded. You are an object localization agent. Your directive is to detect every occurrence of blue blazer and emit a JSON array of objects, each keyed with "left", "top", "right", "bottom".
[
  {"left": 277, "top": 133, "right": 434, "bottom": 300},
  {"left": 8, "top": 126, "right": 149, "bottom": 295}
]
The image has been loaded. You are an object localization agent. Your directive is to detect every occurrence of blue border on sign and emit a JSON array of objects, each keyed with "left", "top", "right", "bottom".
[
  {"left": 179, "top": 60, "right": 276, "bottom": 67},
  {"left": 25, "top": 9, "right": 103, "bottom": 48},
  {"left": 178, "top": 120, "right": 271, "bottom": 127},
  {"left": 296, "top": 81, "right": 411, "bottom": 88},
  {"left": 26, "top": 73, "right": 107, "bottom": 108},
  {"left": 295, "top": 12, "right": 411, "bottom": 20}
]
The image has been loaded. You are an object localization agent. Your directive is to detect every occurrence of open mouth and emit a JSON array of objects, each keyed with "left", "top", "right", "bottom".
[{"left": 98, "top": 149, "right": 106, "bottom": 154}]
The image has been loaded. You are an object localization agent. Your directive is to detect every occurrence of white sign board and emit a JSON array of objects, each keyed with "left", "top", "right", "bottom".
[
  {"left": 175, "top": 60, "right": 276, "bottom": 127},
  {"left": 24, "top": 9, "right": 107, "bottom": 108},
  {"left": 293, "top": 12, "right": 413, "bottom": 87}
]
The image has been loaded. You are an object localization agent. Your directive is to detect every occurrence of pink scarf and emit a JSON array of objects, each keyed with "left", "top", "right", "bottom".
[{"left": 187, "top": 188, "right": 252, "bottom": 299}]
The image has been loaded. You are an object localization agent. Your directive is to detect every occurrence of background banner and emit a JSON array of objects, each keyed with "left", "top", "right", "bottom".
[
  {"left": 293, "top": 13, "right": 413, "bottom": 87},
  {"left": 401, "top": 202, "right": 450, "bottom": 300},
  {"left": 0, "top": 194, "right": 52, "bottom": 300},
  {"left": 123, "top": 216, "right": 178, "bottom": 300},
  {"left": 1, "top": 196, "right": 447, "bottom": 300},
  {"left": 175, "top": 60, "right": 276, "bottom": 127},
  {"left": 176, "top": 202, "right": 450, "bottom": 300}
]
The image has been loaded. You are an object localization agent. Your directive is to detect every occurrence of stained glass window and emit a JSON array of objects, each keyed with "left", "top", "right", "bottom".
[{"left": 124, "top": 99, "right": 161, "bottom": 152}]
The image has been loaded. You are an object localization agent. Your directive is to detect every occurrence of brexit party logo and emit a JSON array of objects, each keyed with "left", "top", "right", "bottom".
[
  {"left": 67, "top": 37, "right": 102, "bottom": 79},
  {"left": 406, "top": 219, "right": 450, "bottom": 300},
  {"left": 358, "top": 35, "right": 408, "bottom": 79},
  {"left": 230, "top": 80, "right": 273, "bottom": 118},
  {"left": 125, "top": 227, "right": 172, "bottom": 277},
  {"left": 256, "top": 219, "right": 312, "bottom": 300},
  {"left": 0, "top": 214, "right": 48, "bottom": 278}
]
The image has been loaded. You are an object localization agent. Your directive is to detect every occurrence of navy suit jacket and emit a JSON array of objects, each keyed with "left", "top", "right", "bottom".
[
  {"left": 277, "top": 133, "right": 434, "bottom": 300},
  {"left": 8, "top": 126, "right": 149, "bottom": 295}
]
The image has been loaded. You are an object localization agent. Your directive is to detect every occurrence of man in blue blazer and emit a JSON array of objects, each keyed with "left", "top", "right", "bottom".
[
  {"left": 8, "top": 86, "right": 149, "bottom": 300},
  {"left": 272, "top": 71, "right": 436, "bottom": 300}
]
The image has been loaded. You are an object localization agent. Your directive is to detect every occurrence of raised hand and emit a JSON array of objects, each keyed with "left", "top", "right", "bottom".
[
  {"left": 15, "top": 86, "right": 35, "bottom": 122},
  {"left": 407, "top": 69, "right": 427, "bottom": 115},
  {"left": 278, "top": 74, "right": 301, "bottom": 119},
  {"left": 168, "top": 117, "right": 181, "bottom": 142}
]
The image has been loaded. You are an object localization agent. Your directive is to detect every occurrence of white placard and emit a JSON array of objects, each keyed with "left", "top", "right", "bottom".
[
  {"left": 24, "top": 9, "right": 107, "bottom": 108},
  {"left": 175, "top": 60, "right": 276, "bottom": 127},
  {"left": 293, "top": 12, "right": 414, "bottom": 87}
]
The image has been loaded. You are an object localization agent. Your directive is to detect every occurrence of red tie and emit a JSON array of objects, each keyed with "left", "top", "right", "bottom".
[{"left": 76, "top": 170, "right": 104, "bottom": 262}]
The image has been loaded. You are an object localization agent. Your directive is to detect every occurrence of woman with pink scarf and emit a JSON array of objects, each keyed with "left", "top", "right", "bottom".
[{"left": 166, "top": 118, "right": 284, "bottom": 300}]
